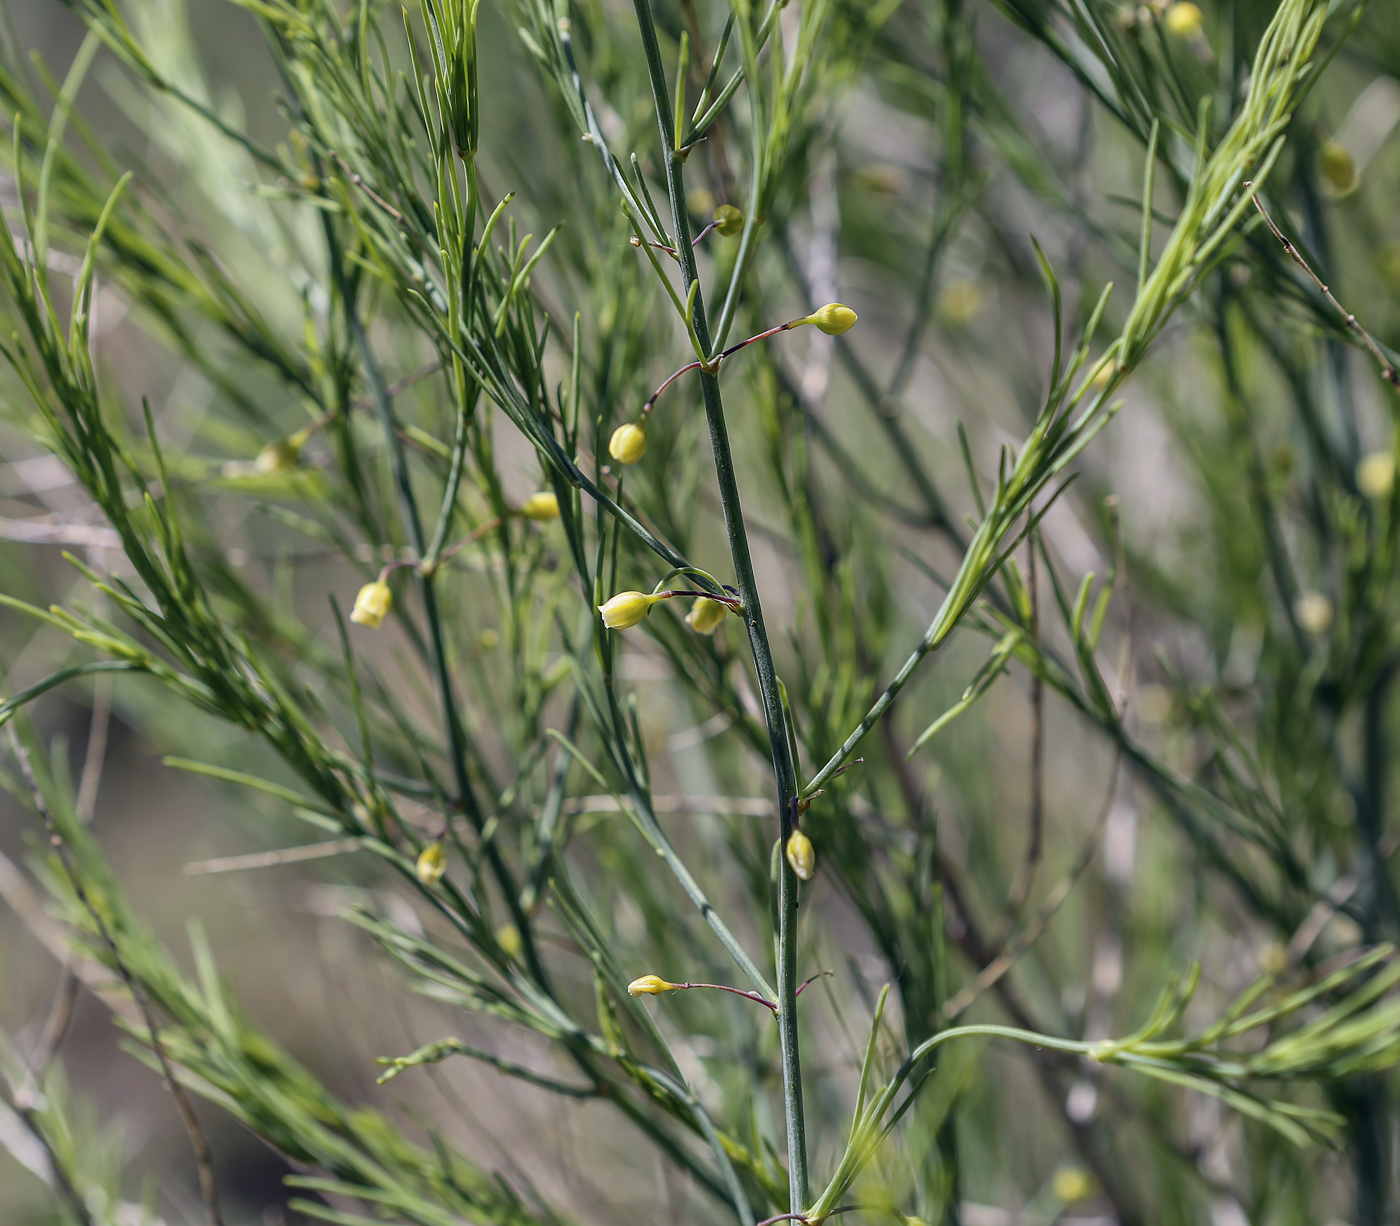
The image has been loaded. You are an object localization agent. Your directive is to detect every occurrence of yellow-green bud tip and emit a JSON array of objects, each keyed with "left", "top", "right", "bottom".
[
  {"left": 803, "top": 303, "right": 858, "bottom": 335},
  {"left": 786, "top": 829, "right": 815, "bottom": 881},
  {"left": 598, "top": 590, "right": 664, "bottom": 630},
  {"left": 1162, "top": 2, "right": 1201, "bottom": 37},
  {"left": 520, "top": 491, "right": 561, "bottom": 521},
  {"left": 1357, "top": 451, "right": 1395, "bottom": 500},
  {"left": 350, "top": 579, "right": 393, "bottom": 629},
  {"left": 255, "top": 437, "right": 301, "bottom": 475},
  {"left": 1051, "top": 1167, "right": 1095, "bottom": 1204},
  {"left": 609, "top": 421, "right": 648, "bottom": 465},
  {"left": 713, "top": 204, "right": 744, "bottom": 237},
  {"left": 416, "top": 841, "right": 447, "bottom": 886},
  {"left": 627, "top": 974, "right": 679, "bottom": 996},
  {"left": 685, "top": 596, "right": 729, "bottom": 635}
]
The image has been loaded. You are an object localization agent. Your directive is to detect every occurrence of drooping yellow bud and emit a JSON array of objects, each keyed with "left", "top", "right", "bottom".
[
  {"left": 350, "top": 580, "right": 393, "bottom": 629},
  {"left": 801, "top": 303, "right": 859, "bottom": 336},
  {"left": 713, "top": 204, "right": 745, "bottom": 236},
  {"left": 1294, "top": 591, "right": 1333, "bottom": 637},
  {"left": 598, "top": 590, "right": 665, "bottom": 630},
  {"left": 1357, "top": 451, "right": 1395, "bottom": 500},
  {"left": 520, "top": 491, "right": 561, "bottom": 521},
  {"left": 609, "top": 421, "right": 648, "bottom": 466},
  {"left": 255, "top": 437, "right": 301, "bottom": 474},
  {"left": 1318, "top": 140, "right": 1358, "bottom": 195},
  {"left": 685, "top": 597, "right": 728, "bottom": 635},
  {"left": 416, "top": 840, "right": 447, "bottom": 886},
  {"left": 1162, "top": 2, "right": 1202, "bottom": 37},
  {"left": 1051, "top": 1167, "right": 1095, "bottom": 1204},
  {"left": 628, "top": 974, "right": 680, "bottom": 996},
  {"left": 786, "top": 829, "right": 816, "bottom": 881}
]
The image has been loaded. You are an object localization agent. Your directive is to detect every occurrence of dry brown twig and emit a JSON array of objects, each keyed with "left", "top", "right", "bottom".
[{"left": 1246, "top": 184, "right": 1400, "bottom": 392}]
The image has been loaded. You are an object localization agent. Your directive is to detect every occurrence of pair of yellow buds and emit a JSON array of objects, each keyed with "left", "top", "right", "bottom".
[
  {"left": 606, "top": 303, "right": 858, "bottom": 467},
  {"left": 598, "top": 590, "right": 730, "bottom": 634}
]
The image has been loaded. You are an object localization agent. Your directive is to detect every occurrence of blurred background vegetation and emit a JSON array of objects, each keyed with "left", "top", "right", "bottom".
[{"left": 3, "top": 0, "right": 1400, "bottom": 1223}]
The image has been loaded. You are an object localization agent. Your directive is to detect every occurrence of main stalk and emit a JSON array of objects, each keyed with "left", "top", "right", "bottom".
[{"left": 628, "top": 0, "right": 809, "bottom": 1211}]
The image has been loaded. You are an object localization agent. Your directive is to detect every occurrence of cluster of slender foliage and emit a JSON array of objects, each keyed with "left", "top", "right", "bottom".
[{"left": 2, "top": 0, "right": 1400, "bottom": 1222}]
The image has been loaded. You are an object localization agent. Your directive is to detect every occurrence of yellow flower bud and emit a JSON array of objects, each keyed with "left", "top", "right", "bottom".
[
  {"left": 1162, "top": 2, "right": 1201, "bottom": 37},
  {"left": 1318, "top": 140, "right": 1358, "bottom": 195},
  {"left": 786, "top": 829, "right": 815, "bottom": 881},
  {"left": 685, "top": 596, "right": 728, "bottom": 635},
  {"left": 255, "top": 437, "right": 301, "bottom": 474},
  {"left": 520, "top": 491, "right": 561, "bottom": 521},
  {"left": 609, "top": 421, "right": 648, "bottom": 466},
  {"left": 598, "top": 590, "right": 664, "bottom": 630},
  {"left": 1051, "top": 1167, "right": 1095, "bottom": 1204},
  {"left": 416, "top": 840, "right": 447, "bottom": 886},
  {"left": 801, "top": 303, "right": 859, "bottom": 336},
  {"left": 1294, "top": 591, "right": 1333, "bottom": 637},
  {"left": 627, "top": 974, "right": 680, "bottom": 996},
  {"left": 496, "top": 923, "right": 523, "bottom": 958},
  {"left": 1357, "top": 451, "right": 1395, "bottom": 500},
  {"left": 350, "top": 579, "right": 393, "bottom": 629},
  {"left": 713, "top": 204, "right": 744, "bottom": 237}
]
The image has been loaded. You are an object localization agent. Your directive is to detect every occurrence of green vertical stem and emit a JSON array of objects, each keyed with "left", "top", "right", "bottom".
[
  {"left": 329, "top": 231, "right": 547, "bottom": 989},
  {"left": 628, "top": 0, "right": 808, "bottom": 1210}
]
